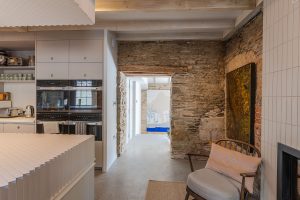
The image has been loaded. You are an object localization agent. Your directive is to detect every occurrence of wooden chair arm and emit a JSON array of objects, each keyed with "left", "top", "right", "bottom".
[
  {"left": 240, "top": 172, "right": 256, "bottom": 177},
  {"left": 186, "top": 153, "right": 209, "bottom": 172},
  {"left": 240, "top": 172, "right": 256, "bottom": 200}
]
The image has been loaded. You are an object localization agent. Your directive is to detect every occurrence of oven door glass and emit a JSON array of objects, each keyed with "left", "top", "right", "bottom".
[
  {"left": 37, "top": 90, "right": 69, "bottom": 111},
  {"left": 69, "top": 89, "right": 102, "bottom": 110}
]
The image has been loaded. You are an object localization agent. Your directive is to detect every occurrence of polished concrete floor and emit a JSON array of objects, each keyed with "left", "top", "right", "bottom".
[{"left": 95, "top": 134, "right": 205, "bottom": 200}]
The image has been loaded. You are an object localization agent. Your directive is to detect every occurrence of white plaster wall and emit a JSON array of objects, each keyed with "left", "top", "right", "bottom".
[
  {"left": 147, "top": 90, "right": 170, "bottom": 127},
  {"left": 135, "top": 82, "right": 141, "bottom": 135},
  {"left": 262, "top": 0, "right": 300, "bottom": 199},
  {"left": 103, "top": 30, "right": 118, "bottom": 171}
]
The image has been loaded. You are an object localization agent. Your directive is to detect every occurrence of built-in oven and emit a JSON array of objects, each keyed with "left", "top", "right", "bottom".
[
  {"left": 37, "top": 80, "right": 102, "bottom": 112},
  {"left": 68, "top": 80, "right": 102, "bottom": 111},
  {"left": 37, "top": 80, "right": 69, "bottom": 112},
  {"left": 36, "top": 80, "right": 103, "bottom": 169}
]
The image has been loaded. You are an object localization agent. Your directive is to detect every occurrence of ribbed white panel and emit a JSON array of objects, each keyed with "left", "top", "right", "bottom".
[{"left": 0, "top": 0, "right": 95, "bottom": 27}]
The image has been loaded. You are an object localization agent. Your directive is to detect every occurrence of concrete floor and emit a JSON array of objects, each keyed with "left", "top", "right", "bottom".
[{"left": 95, "top": 134, "right": 205, "bottom": 200}]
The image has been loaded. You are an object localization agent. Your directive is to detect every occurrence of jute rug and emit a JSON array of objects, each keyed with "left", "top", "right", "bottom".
[{"left": 145, "top": 180, "right": 192, "bottom": 200}]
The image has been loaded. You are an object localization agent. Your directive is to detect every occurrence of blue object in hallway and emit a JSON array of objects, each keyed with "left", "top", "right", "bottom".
[{"left": 147, "top": 127, "right": 170, "bottom": 132}]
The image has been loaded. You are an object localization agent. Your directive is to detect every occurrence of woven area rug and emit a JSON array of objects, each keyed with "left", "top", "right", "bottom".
[{"left": 145, "top": 180, "right": 191, "bottom": 200}]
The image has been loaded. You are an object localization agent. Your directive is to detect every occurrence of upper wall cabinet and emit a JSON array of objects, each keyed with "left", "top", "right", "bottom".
[
  {"left": 69, "top": 40, "right": 103, "bottom": 62},
  {"left": 37, "top": 63, "right": 69, "bottom": 80},
  {"left": 36, "top": 40, "right": 69, "bottom": 63},
  {"left": 69, "top": 63, "right": 103, "bottom": 80}
]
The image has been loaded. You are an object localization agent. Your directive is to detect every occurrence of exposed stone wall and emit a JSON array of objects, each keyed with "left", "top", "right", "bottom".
[
  {"left": 224, "top": 12, "right": 263, "bottom": 150},
  {"left": 148, "top": 83, "right": 171, "bottom": 90},
  {"left": 141, "top": 90, "right": 147, "bottom": 134},
  {"left": 117, "top": 72, "right": 127, "bottom": 156},
  {"left": 118, "top": 41, "right": 225, "bottom": 158}
]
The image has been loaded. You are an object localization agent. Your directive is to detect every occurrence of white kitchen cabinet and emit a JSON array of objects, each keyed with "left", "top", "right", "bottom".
[
  {"left": 37, "top": 63, "right": 69, "bottom": 80},
  {"left": 0, "top": 124, "right": 4, "bottom": 133},
  {"left": 36, "top": 40, "right": 69, "bottom": 62},
  {"left": 95, "top": 141, "right": 103, "bottom": 168},
  {"left": 69, "top": 63, "right": 103, "bottom": 80},
  {"left": 69, "top": 40, "right": 103, "bottom": 62},
  {"left": 4, "top": 123, "right": 35, "bottom": 133}
]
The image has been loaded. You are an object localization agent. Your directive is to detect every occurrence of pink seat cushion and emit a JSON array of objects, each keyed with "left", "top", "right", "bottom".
[{"left": 205, "top": 143, "right": 261, "bottom": 194}]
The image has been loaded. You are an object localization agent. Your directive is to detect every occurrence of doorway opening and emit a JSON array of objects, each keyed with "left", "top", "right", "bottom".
[{"left": 120, "top": 74, "right": 172, "bottom": 153}]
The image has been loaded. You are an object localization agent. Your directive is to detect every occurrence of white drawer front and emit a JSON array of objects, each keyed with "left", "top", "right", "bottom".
[{"left": 4, "top": 124, "right": 35, "bottom": 133}]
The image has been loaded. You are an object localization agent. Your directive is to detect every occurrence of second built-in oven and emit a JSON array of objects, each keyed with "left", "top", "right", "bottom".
[
  {"left": 37, "top": 80, "right": 102, "bottom": 112},
  {"left": 68, "top": 80, "right": 102, "bottom": 111}
]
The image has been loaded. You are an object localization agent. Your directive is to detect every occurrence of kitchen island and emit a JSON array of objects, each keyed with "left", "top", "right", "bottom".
[{"left": 0, "top": 133, "right": 95, "bottom": 200}]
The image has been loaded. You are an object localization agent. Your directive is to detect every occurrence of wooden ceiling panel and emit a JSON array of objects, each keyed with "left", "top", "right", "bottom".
[{"left": 96, "top": 0, "right": 256, "bottom": 11}]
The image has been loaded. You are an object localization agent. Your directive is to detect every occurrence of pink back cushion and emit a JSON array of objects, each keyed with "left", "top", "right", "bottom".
[{"left": 205, "top": 143, "right": 261, "bottom": 194}]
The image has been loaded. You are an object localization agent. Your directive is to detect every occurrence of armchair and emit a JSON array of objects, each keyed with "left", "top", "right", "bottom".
[{"left": 185, "top": 139, "right": 261, "bottom": 200}]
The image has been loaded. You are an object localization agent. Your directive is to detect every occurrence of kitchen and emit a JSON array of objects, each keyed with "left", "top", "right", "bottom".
[{"left": 0, "top": 30, "right": 117, "bottom": 199}]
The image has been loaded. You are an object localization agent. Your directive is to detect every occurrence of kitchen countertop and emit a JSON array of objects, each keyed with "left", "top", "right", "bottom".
[
  {"left": 0, "top": 133, "right": 94, "bottom": 200},
  {"left": 0, "top": 116, "right": 35, "bottom": 124}
]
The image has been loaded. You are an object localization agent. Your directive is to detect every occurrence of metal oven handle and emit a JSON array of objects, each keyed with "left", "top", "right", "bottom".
[{"left": 37, "top": 86, "right": 69, "bottom": 91}]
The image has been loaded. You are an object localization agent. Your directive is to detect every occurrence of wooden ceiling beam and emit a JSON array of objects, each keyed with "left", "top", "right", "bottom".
[
  {"left": 119, "top": 65, "right": 189, "bottom": 74},
  {"left": 96, "top": 0, "right": 256, "bottom": 11},
  {"left": 28, "top": 20, "right": 233, "bottom": 32}
]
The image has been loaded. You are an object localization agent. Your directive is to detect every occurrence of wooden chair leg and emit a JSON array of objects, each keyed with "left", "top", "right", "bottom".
[{"left": 185, "top": 191, "right": 190, "bottom": 200}]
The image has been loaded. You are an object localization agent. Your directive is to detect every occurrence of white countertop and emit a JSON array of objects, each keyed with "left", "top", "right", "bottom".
[
  {"left": 0, "top": 133, "right": 94, "bottom": 200},
  {"left": 0, "top": 116, "right": 35, "bottom": 124}
]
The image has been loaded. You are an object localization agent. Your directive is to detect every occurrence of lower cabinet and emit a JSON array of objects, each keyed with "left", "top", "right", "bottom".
[
  {"left": 0, "top": 124, "right": 3, "bottom": 133},
  {"left": 3, "top": 123, "right": 35, "bottom": 133},
  {"left": 95, "top": 141, "right": 103, "bottom": 168}
]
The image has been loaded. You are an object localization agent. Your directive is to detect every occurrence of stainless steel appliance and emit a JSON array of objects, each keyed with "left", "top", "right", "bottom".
[
  {"left": 25, "top": 105, "right": 34, "bottom": 118},
  {"left": 0, "top": 107, "right": 23, "bottom": 118},
  {"left": 37, "top": 80, "right": 69, "bottom": 112},
  {"left": 68, "top": 80, "right": 102, "bottom": 111},
  {"left": 36, "top": 80, "right": 103, "bottom": 169},
  {"left": 37, "top": 80, "right": 102, "bottom": 112}
]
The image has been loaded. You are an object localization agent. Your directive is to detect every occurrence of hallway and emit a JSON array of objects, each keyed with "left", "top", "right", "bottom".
[{"left": 95, "top": 134, "right": 205, "bottom": 200}]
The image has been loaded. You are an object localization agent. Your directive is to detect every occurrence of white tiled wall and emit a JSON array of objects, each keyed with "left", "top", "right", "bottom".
[{"left": 262, "top": 0, "right": 300, "bottom": 199}]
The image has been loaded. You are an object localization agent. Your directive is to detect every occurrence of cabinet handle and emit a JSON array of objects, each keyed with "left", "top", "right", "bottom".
[
  {"left": 17, "top": 126, "right": 20, "bottom": 129},
  {"left": 50, "top": 57, "right": 54, "bottom": 61},
  {"left": 83, "top": 56, "right": 87, "bottom": 60},
  {"left": 51, "top": 73, "right": 53, "bottom": 78},
  {"left": 84, "top": 73, "right": 87, "bottom": 77}
]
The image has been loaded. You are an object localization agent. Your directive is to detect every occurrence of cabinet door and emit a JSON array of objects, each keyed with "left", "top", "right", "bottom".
[
  {"left": 69, "top": 63, "right": 103, "bottom": 80},
  {"left": 95, "top": 141, "right": 103, "bottom": 168},
  {"left": 0, "top": 124, "right": 4, "bottom": 133},
  {"left": 37, "top": 40, "right": 69, "bottom": 62},
  {"left": 69, "top": 40, "right": 103, "bottom": 62},
  {"left": 37, "top": 63, "right": 69, "bottom": 80},
  {"left": 4, "top": 124, "right": 35, "bottom": 133}
]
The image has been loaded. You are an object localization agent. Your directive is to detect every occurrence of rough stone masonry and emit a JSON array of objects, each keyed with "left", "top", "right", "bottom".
[{"left": 118, "top": 41, "right": 225, "bottom": 158}]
